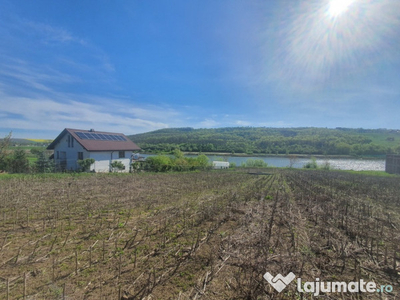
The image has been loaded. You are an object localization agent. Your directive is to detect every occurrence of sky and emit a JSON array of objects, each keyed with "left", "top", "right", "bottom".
[{"left": 0, "top": 0, "right": 399, "bottom": 139}]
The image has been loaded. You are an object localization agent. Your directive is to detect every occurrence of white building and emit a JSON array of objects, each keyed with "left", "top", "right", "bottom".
[
  {"left": 212, "top": 161, "right": 230, "bottom": 169},
  {"left": 47, "top": 128, "right": 141, "bottom": 172}
]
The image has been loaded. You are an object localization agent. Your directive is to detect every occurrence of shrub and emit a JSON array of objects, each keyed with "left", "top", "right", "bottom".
[
  {"left": 110, "top": 161, "right": 126, "bottom": 172},
  {"left": 241, "top": 158, "right": 268, "bottom": 168},
  {"left": 145, "top": 154, "right": 210, "bottom": 172},
  {"left": 321, "top": 161, "right": 331, "bottom": 170},
  {"left": 145, "top": 155, "right": 173, "bottom": 172},
  {"left": 78, "top": 158, "right": 95, "bottom": 172},
  {"left": 303, "top": 157, "right": 318, "bottom": 169}
]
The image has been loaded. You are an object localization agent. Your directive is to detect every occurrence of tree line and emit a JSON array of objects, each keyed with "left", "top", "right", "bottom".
[
  {"left": 0, "top": 133, "right": 54, "bottom": 173},
  {"left": 129, "top": 127, "right": 400, "bottom": 156}
]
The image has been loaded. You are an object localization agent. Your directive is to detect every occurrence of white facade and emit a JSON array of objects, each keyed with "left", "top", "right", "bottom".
[
  {"left": 212, "top": 161, "right": 230, "bottom": 169},
  {"left": 53, "top": 133, "right": 133, "bottom": 172},
  {"left": 89, "top": 151, "right": 133, "bottom": 173}
]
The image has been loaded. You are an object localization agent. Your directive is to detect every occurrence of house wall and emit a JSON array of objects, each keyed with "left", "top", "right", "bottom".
[
  {"left": 53, "top": 133, "right": 133, "bottom": 172},
  {"left": 212, "top": 161, "right": 230, "bottom": 169},
  {"left": 54, "top": 133, "right": 88, "bottom": 171},
  {"left": 89, "top": 151, "right": 133, "bottom": 173}
]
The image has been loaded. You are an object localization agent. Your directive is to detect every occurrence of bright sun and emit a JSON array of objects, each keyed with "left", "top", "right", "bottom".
[{"left": 328, "top": 0, "right": 354, "bottom": 17}]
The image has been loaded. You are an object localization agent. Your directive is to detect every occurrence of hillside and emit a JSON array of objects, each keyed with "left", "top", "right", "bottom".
[{"left": 129, "top": 127, "right": 400, "bottom": 156}]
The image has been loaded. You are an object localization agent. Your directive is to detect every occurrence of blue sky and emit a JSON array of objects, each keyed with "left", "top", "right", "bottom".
[{"left": 0, "top": 0, "right": 399, "bottom": 138}]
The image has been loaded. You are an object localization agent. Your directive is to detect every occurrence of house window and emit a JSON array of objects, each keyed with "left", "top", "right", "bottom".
[
  {"left": 56, "top": 151, "right": 59, "bottom": 159},
  {"left": 119, "top": 151, "right": 125, "bottom": 158},
  {"left": 78, "top": 152, "right": 83, "bottom": 160},
  {"left": 67, "top": 135, "right": 74, "bottom": 148}
]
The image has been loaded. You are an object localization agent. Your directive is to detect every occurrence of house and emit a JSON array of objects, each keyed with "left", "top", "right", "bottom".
[
  {"left": 47, "top": 128, "right": 141, "bottom": 172},
  {"left": 212, "top": 161, "right": 230, "bottom": 169}
]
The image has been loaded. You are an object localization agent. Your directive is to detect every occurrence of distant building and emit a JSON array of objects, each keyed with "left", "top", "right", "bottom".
[
  {"left": 47, "top": 128, "right": 141, "bottom": 172},
  {"left": 212, "top": 161, "right": 229, "bottom": 169},
  {"left": 385, "top": 154, "right": 400, "bottom": 174}
]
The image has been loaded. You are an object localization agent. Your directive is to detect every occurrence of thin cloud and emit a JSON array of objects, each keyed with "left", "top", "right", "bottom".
[
  {"left": 24, "top": 20, "right": 78, "bottom": 44},
  {"left": 0, "top": 91, "right": 176, "bottom": 134},
  {"left": 199, "top": 119, "right": 219, "bottom": 128}
]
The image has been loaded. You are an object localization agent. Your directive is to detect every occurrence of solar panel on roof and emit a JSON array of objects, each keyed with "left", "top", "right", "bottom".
[
  {"left": 74, "top": 131, "right": 127, "bottom": 142},
  {"left": 75, "top": 132, "right": 86, "bottom": 139}
]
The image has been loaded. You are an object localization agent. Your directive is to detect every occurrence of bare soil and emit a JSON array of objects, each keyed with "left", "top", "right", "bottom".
[{"left": 0, "top": 169, "right": 399, "bottom": 299}]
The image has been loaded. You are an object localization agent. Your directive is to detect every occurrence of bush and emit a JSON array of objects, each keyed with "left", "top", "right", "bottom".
[
  {"left": 111, "top": 161, "right": 126, "bottom": 172},
  {"left": 145, "top": 154, "right": 210, "bottom": 172},
  {"left": 320, "top": 161, "right": 331, "bottom": 170},
  {"left": 303, "top": 157, "right": 318, "bottom": 169},
  {"left": 241, "top": 159, "right": 268, "bottom": 168},
  {"left": 78, "top": 158, "right": 95, "bottom": 172},
  {"left": 145, "top": 155, "right": 173, "bottom": 172}
]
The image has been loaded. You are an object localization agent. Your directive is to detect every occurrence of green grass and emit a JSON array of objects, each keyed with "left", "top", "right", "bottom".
[
  {"left": 366, "top": 132, "right": 400, "bottom": 148},
  {"left": 0, "top": 172, "right": 94, "bottom": 180},
  {"left": 342, "top": 169, "right": 398, "bottom": 177}
]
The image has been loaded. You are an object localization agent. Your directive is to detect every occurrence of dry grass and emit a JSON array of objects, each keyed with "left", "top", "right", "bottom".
[{"left": 0, "top": 169, "right": 399, "bottom": 299}]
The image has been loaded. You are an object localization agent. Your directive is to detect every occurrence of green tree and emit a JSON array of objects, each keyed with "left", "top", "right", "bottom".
[
  {"left": 0, "top": 132, "right": 12, "bottom": 171},
  {"left": 173, "top": 148, "right": 184, "bottom": 159},
  {"left": 35, "top": 151, "right": 55, "bottom": 173},
  {"left": 8, "top": 149, "right": 29, "bottom": 173},
  {"left": 196, "top": 154, "right": 209, "bottom": 169},
  {"left": 30, "top": 147, "right": 45, "bottom": 156}
]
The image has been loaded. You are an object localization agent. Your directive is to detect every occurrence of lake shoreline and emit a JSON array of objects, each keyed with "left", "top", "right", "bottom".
[
  {"left": 179, "top": 152, "right": 385, "bottom": 160},
  {"left": 140, "top": 152, "right": 385, "bottom": 171}
]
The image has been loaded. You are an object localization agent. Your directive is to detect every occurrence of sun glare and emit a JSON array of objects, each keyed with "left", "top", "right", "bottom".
[{"left": 328, "top": 0, "right": 354, "bottom": 17}]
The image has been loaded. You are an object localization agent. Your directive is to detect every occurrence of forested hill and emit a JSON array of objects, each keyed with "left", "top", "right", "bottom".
[{"left": 128, "top": 127, "right": 400, "bottom": 156}]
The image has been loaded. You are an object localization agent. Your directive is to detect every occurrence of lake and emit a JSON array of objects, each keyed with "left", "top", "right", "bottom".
[{"left": 141, "top": 154, "right": 385, "bottom": 171}]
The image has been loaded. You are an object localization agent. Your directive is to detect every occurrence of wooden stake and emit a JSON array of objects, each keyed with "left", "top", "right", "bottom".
[
  {"left": 23, "top": 272, "right": 27, "bottom": 300},
  {"left": 75, "top": 249, "right": 78, "bottom": 275},
  {"left": 118, "top": 254, "right": 122, "bottom": 278},
  {"left": 89, "top": 246, "right": 92, "bottom": 267},
  {"left": 384, "top": 246, "right": 388, "bottom": 265},
  {"left": 6, "top": 278, "right": 9, "bottom": 300},
  {"left": 99, "top": 279, "right": 102, "bottom": 300},
  {"left": 103, "top": 240, "right": 105, "bottom": 262},
  {"left": 52, "top": 256, "right": 56, "bottom": 281}
]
